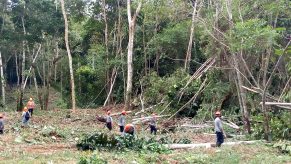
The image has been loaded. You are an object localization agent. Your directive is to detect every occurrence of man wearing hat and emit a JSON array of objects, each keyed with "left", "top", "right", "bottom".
[
  {"left": 214, "top": 110, "right": 225, "bottom": 147},
  {"left": 118, "top": 110, "right": 126, "bottom": 133},
  {"left": 106, "top": 111, "right": 113, "bottom": 131}
]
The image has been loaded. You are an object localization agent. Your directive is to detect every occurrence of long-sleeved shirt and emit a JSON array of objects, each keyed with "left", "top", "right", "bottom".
[
  {"left": 149, "top": 116, "right": 157, "bottom": 126},
  {"left": 214, "top": 117, "right": 223, "bottom": 132},
  {"left": 0, "top": 118, "right": 4, "bottom": 130},
  {"left": 27, "top": 101, "right": 35, "bottom": 109},
  {"left": 118, "top": 115, "right": 125, "bottom": 126},
  {"left": 106, "top": 115, "right": 112, "bottom": 123}
]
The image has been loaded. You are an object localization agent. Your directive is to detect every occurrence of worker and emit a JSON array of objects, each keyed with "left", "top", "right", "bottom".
[
  {"left": 22, "top": 107, "right": 31, "bottom": 127},
  {"left": 124, "top": 124, "right": 135, "bottom": 135},
  {"left": 106, "top": 111, "right": 113, "bottom": 131},
  {"left": 0, "top": 113, "right": 4, "bottom": 134},
  {"left": 118, "top": 110, "right": 126, "bottom": 133},
  {"left": 149, "top": 113, "right": 157, "bottom": 135},
  {"left": 214, "top": 111, "right": 226, "bottom": 147},
  {"left": 27, "top": 97, "right": 35, "bottom": 116}
]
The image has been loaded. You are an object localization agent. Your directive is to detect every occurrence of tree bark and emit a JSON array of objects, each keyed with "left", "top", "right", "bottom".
[
  {"left": 125, "top": 0, "right": 142, "bottom": 109},
  {"left": 102, "top": 0, "right": 110, "bottom": 104},
  {"left": 15, "top": 53, "right": 20, "bottom": 86},
  {"left": 60, "top": 0, "right": 76, "bottom": 111},
  {"left": 0, "top": 51, "right": 5, "bottom": 107}
]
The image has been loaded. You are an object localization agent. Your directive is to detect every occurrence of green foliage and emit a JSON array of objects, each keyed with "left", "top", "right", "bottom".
[
  {"left": 76, "top": 132, "right": 170, "bottom": 153},
  {"left": 40, "top": 126, "right": 68, "bottom": 138},
  {"left": 273, "top": 141, "right": 291, "bottom": 155},
  {"left": 158, "top": 136, "right": 191, "bottom": 144},
  {"left": 79, "top": 152, "right": 108, "bottom": 164},
  {"left": 252, "top": 111, "right": 291, "bottom": 140},
  {"left": 229, "top": 19, "right": 279, "bottom": 53},
  {"left": 141, "top": 69, "right": 201, "bottom": 116},
  {"left": 196, "top": 70, "right": 232, "bottom": 120},
  {"left": 77, "top": 132, "right": 118, "bottom": 150}
]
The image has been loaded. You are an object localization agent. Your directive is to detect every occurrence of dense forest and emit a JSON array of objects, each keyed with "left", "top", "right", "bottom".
[{"left": 0, "top": 0, "right": 290, "bottom": 143}]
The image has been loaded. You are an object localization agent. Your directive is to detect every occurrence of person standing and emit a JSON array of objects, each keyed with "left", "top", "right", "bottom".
[
  {"left": 22, "top": 107, "right": 31, "bottom": 127},
  {"left": 214, "top": 111, "right": 226, "bottom": 147},
  {"left": 149, "top": 113, "right": 157, "bottom": 135},
  {"left": 106, "top": 111, "right": 113, "bottom": 131},
  {"left": 27, "top": 97, "right": 35, "bottom": 116},
  {"left": 0, "top": 113, "right": 4, "bottom": 134},
  {"left": 118, "top": 110, "right": 126, "bottom": 133}
]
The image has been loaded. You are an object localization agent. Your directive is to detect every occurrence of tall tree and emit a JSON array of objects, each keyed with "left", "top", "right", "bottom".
[
  {"left": 125, "top": 0, "right": 142, "bottom": 109},
  {"left": 60, "top": 0, "right": 76, "bottom": 111}
]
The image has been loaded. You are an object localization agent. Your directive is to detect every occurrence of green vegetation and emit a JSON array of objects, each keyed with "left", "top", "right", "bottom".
[{"left": 0, "top": 0, "right": 290, "bottom": 163}]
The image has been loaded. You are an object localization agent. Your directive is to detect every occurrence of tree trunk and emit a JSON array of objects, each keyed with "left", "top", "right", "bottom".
[
  {"left": 233, "top": 54, "right": 250, "bottom": 133},
  {"left": 17, "top": 14, "right": 27, "bottom": 111},
  {"left": 44, "top": 61, "right": 52, "bottom": 110},
  {"left": 261, "top": 50, "right": 271, "bottom": 141},
  {"left": 103, "top": 67, "right": 118, "bottom": 106},
  {"left": 226, "top": 0, "right": 250, "bottom": 133},
  {"left": 54, "top": 41, "right": 59, "bottom": 82},
  {"left": 23, "top": 44, "right": 41, "bottom": 90},
  {"left": 125, "top": 0, "right": 142, "bottom": 109},
  {"left": 15, "top": 53, "right": 20, "bottom": 86},
  {"left": 60, "top": 0, "right": 76, "bottom": 111},
  {"left": 102, "top": 0, "right": 110, "bottom": 104},
  {"left": 32, "top": 67, "right": 44, "bottom": 110},
  {"left": 0, "top": 51, "right": 5, "bottom": 107},
  {"left": 184, "top": 0, "right": 198, "bottom": 71}
]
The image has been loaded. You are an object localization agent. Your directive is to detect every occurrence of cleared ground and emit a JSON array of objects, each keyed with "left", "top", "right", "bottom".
[{"left": 0, "top": 107, "right": 290, "bottom": 164}]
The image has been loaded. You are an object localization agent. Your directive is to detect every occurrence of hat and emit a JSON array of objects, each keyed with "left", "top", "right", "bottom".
[{"left": 215, "top": 111, "right": 221, "bottom": 116}]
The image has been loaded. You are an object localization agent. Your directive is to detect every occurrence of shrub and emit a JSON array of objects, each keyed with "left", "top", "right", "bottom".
[{"left": 76, "top": 132, "right": 170, "bottom": 153}]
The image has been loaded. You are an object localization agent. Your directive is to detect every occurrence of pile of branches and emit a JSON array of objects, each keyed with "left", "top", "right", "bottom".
[{"left": 76, "top": 132, "right": 169, "bottom": 153}]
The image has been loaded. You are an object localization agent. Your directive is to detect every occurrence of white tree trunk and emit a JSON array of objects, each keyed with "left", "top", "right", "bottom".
[
  {"left": 15, "top": 53, "right": 20, "bottom": 86},
  {"left": 125, "top": 0, "right": 142, "bottom": 109},
  {"left": 0, "top": 51, "right": 5, "bottom": 106},
  {"left": 60, "top": 0, "right": 76, "bottom": 111},
  {"left": 184, "top": 0, "right": 198, "bottom": 71}
]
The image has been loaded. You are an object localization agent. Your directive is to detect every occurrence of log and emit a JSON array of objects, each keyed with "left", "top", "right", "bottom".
[
  {"left": 205, "top": 120, "right": 240, "bottom": 130},
  {"left": 132, "top": 115, "right": 170, "bottom": 121},
  {"left": 181, "top": 124, "right": 211, "bottom": 129},
  {"left": 111, "top": 111, "right": 132, "bottom": 116},
  {"left": 222, "top": 120, "right": 240, "bottom": 130},
  {"left": 165, "top": 140, "right": 261, "bottom": 149},
  {"left": 260, "top": 102, "right": 291, "bottom": 106}
]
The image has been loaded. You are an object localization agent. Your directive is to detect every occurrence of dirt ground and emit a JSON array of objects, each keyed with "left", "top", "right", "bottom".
[{"left": 0, "top": 106, "right": 218, "bottom": 158}]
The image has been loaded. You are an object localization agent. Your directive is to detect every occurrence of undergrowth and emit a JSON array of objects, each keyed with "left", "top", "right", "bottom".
[{"left": 76, "top": 132, "right": 170, "bottom": 153}]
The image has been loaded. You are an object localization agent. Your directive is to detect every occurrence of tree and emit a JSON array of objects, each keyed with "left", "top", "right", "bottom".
[
  {"left": 125, "top": 0, "right": 142, "bottom": 109},
  {"left": 60, "top": 0, "right": 76, "bottom": 111}
]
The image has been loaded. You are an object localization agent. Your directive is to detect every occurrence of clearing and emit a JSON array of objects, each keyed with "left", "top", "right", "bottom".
[{"left": 0, "top": 106, "right": 290, "bottom": 164}]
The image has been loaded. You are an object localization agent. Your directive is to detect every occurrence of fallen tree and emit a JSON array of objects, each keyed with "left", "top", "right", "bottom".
[{"left": 165, "top": 140, "right": 262, "bottom": 149}]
